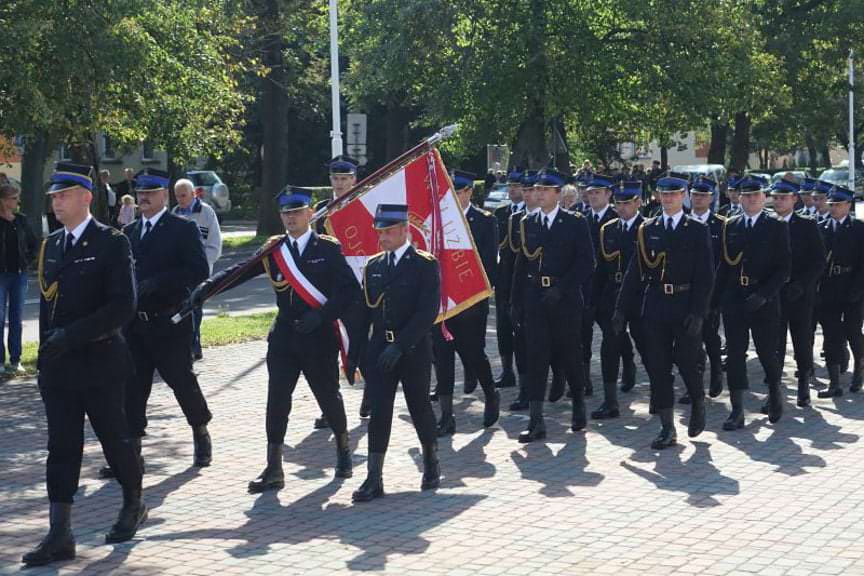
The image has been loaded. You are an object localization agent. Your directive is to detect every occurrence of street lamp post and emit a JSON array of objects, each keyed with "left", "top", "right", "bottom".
[
  {"left": 329, "top": 0, "right": 343, "bottom": 159},
  {"left": 849, "top": 48, "right": 855, "bottom": 190}
]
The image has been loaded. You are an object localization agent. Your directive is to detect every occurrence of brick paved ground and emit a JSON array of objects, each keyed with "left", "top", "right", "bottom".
[{"left": 3, "top": 318, "right": 864, "bottom": 575}]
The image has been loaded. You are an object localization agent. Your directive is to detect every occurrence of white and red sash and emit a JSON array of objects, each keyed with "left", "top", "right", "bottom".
[{"left": 271, "top": 239, "right": 351, "bottom": 373}]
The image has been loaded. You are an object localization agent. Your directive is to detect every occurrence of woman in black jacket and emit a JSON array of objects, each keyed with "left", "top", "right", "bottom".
[{"left": 0, "top": 182, "right": 38, "bottom": 374}]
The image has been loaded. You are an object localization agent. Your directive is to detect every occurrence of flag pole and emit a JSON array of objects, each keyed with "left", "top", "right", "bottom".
[
  {"left": 849, "top": 48, "right": 856, "bottom": 191},
  {"left": 172, "top": 124, "right": 460, "bottom": 323}
]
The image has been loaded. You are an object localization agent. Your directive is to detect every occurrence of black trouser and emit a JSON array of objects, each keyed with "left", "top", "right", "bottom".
[
  {"left": 820, "top": 299, "right": 864, "bottom": 367},
  {"left": 700, "top": 311, "right": 722, "bottom": 374},
  {"left": 524, "top": 292, "right": 584, "bottom": 401},
  {"left": 778, "top": 292, "right": 817, "bottom": 376},
  {"left": 597, "top": 305, "right": 637, "bottom": 384},
  {"left": 125, "top": 316, "right": 212, "bottom": 437},
  {"left": 581, "top": 308, "right": 595, "bottom": 369},
  {"left": 643, "top": 318, "right": 703, "bottom": 410},
  {"left": 265, "top": 328, "right": 348, "bottom": 443},
  {"left": 723, "top": 301, "right": 782, "bottom": 390},
  {"left": 433, "top": 301, "right": 495, "bottom": 396},
  {"left": 495, "top": 290, "right": 526, "bottom": 375},
  {"left": 365, "top": 335, "right": 437, "bottom": 454},
  {"left": 40, "top": 383, "right": 142, "bottom": 503}
]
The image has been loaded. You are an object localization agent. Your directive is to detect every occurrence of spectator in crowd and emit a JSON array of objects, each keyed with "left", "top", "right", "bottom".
[
  {"left": 100, "top": 169, "right": 118, "bottom": 226},
  {"left": 172, "top": 178, "right": 223, "bottom": 361},
  {"left": 0, "top": 182, "right": 38, "bottom": 374},
  {"left": 118, "top": 195, "right": 137, "bottom": 226},
  {"left": 113, "top": 168, "right": 137, "bottom": 201},
  {"left": 647, "top": 160, "right": 664, "bottom": 192}
]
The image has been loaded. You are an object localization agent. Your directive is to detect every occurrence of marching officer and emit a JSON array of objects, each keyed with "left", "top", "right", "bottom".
[
  {"left": 24, "top": 163, "right": 146, "bottom": 567},
  {"left": 798, "top": 177, "right": 818, "bottom": 217},
  {"left": 592, "top": 180, "right": 645, "bottom": 419},
  {"left": 714, "top": 175, "right": 791, "bottom": 429},
  {"left": 351, "top": 204, "right": 441, "bottom": 502},
  {"left": 816, "top": 184, "right": 864, "bottom": 397},
  {"left": 511, "top": 169, "right": 595, "bottom": 442},
  {"left": 769, "top": 176, "right": 826, "bottom": 407},
  {"left": 113, "top": 168, "right": 213, "bottom": 474},
  {"left": 492, "top": 169, "right": 525, "bottom": 390},
  {"left": 507, "top": 170, "right": 540, "bottom": 410},
  {"left": 190, "top": 186, "right": 359, "bottom": 491},
  {"left": 684, "top": 176, "right": 726, "bottom": 400},
  {"left": 583, "top": 174, "right": 628, "bottom": 397},
  {"left": 313, "top": 155, "right": 370, "bottom": 425},
  {"left": 615, "top": 174, "right": 713, "bottom": 449},
  {"left": 432, "top": 170, "right": 500, "bottom": 436},
  {"left": 813, "top": 179, "right": 832, "bottom": 223}
]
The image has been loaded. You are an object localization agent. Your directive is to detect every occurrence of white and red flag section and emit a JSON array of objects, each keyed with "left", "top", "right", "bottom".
[
  {"left": 270, "top": 241, "right": 351, "bottom": 369},
  {"left": 326, "top": 148, "right": 492, "bottom": 322}
]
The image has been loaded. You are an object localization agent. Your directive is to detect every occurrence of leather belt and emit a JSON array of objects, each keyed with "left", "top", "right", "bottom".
[
  {"left": 650, "top": 282, "right": 691, "bottom": 295},
  {"left": 528, "top": 274, "right": 558, "bottom": 287},
  {"left": 739, "top": 275, "right": 760, "bottom": 287},
  {"left": 831, "top": 265, "right": 853, "bottom": 276},
  {"left": 384, "top": 329, "right": 396, "bottom": 343}
]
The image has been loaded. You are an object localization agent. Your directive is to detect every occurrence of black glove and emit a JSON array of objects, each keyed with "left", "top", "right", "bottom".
[
  {"left": 378, "top": 343, "right": 403, "bottom": 372},
  {"left": 683, "top": 313, "right": 703, "bottom": 337},
  {"left": 39, "top": 328, "right": 70, "bottom": 362},
  {"left": 190, "top": 282, "right": 211, "bottom": 308},
  {"left": 744, "top": 293, "right": 767, "bottom": 312},
  {"left": 295, "top": 310, "right": 323, "bottom": 334},
  {"left": 785, "top": 282, "right": 804, "bottom": 302},
  {"left": 541, "top": 285, "right": 562, "bottom": 306},
  {"left": 611, "top": 311, "right": 627, "bottom": 335}
]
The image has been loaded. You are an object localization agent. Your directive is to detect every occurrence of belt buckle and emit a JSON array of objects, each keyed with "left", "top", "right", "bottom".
[
  {"left": 740, "top": 275, "right": 750, "bottom": 287},
  {"left": 385, "top": 330, "right": 395, "bottom": 343},
  {"left": 832, "top": 265, "right": 842, "bottom": 275},
  {"left": 138, "top": 311, "right": 150, "bottom": 322},
  {"left": 614, "top": 272, "right": 623, "bottom": 283},
  {"left": 663, "top": 283, "right": 674, "bottom": 295},
  {"left": 541, "top": 276, "right": 551, "bottom": 287}
]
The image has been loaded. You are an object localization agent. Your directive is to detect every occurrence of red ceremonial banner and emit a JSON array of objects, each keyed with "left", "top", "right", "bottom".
[{"left": 326, "top": 148, "right": 492, "bottom": 322}]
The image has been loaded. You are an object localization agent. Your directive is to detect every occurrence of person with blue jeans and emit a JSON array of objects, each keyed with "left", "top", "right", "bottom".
[{"left": 0, "top": 182, "right": 38, "bottom": 374}]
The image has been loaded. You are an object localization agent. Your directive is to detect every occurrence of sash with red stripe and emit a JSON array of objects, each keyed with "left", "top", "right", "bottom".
[{"left": 271, "top": 240, "right": 351, "bottom": 373}]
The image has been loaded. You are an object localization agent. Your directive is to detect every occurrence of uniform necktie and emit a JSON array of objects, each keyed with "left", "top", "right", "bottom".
[
  {"left": 142, "top": 220, "right": 153, "bottom": 239},
  {"left": 289, "top": 239, "right": 301, "bottom": 262},
  {"left": 666, "top": 217, "right": 673, "bottom": 231},
  {"left": 64, "top": 233, "right": 75, "bottom": 256},
  {"left": 594, "top": 213, "right": 600, "bottom": 225},
  {"left": 746, "top": 217, "right": 753, "bottom": 230},
  {"left": 388, "top": 251, "right": 396, "bottom": 270},
  {"left": 543, "top": 215, "right": 550, "bottom": 231}
]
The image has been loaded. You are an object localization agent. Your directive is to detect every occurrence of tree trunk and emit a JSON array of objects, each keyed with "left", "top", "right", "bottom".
[
  {"left": 384, "top": 101, "right": 413, "bottom": 160},
  {"left": 805, "top": 132, "right": 819, "bottom": 174},
  {"left": 551, "top": 116, "right": 570, "bottom": 173},
  {"left": 256, "top": 0, "right": 287, "bottom": 236},
  {"left": 730, "top": 111, "right": 751, "bottom": 173},
  {"left": 660, "top": 146, "right": 668, "bottom": 170},
  {"left": 821, "top": 145, "right": 832, "bottom": 169},
  {"left": 707, "top": 120, "right": 728, "bottom": 165},
  {"left": 511, "top": 0, "right": 547, "bottom": 169},
  {"left": 21, "top": 133, "right": 50, "bottom": 238}
]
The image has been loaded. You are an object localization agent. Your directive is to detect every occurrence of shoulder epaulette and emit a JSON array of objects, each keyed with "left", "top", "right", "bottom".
[
  {"left": 318, "top": 233, "right": 340, "bottom": 244},
  {"left": 600, "top": 217, "right": 620, "bottom": 231},
  {"left": 415, "top": 249, "right": 436, "bottom": 261}
]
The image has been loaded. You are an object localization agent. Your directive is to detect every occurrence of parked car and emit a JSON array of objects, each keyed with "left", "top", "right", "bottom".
[
  {"left": 185, "top": 171, "right": 231, "bottom": 213},
  {"left": 818, "top": 168, "right": 864, "bottom": 198},
  {"left": 483, "top": 183, "right": 511, "bottom": 210},
  {"left": 671, "top": 164, "right": 727, "bottom": 210},
  {"left": 771, "top": 171, "right": 808, "bottom": 185}
]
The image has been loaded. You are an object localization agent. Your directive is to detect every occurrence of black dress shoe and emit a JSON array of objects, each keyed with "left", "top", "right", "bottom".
[
  {"left": 105, "top": 491, "right": 148, "bottom": 543},
  {"left": 509, "top": 397, "right": 528, "bottom": 411},
  {"left": 352, "top": 478, "right": 384, "bottom": 502},
  {"left": 548, "top": 374, "right": 566, "bottom": 403},
  {"left": 483, "top": 390, "right": 500, "bottom": 427},
  {"left": 708, "top": 371, "right": 724, "bottom": 398},
  {"left": 359, "top": 394, "right": 372, "bottom": 418},
  {"left": 817, "top": 387, "right": 843, "bottom": 398},
  {"left": 760, "top": 399, "right": 770, "bottom": 415},
  {"left": 678, "top": 393, "right": 691, "bottom": 405},
  {"left": 314, "top": 414, "right": 330, "bottom": 430},
  {"left": 421, "top": 443, "right": 440, "bottom": 490},
  {"left": 248, "top": 465, "right": 285, "bottom": 493},
  {"left": 518, "top": 424, "right": 547, "bottom": 443},
  {"left": 495, "top": 371, "right": 516, "bottom": 388},
  {"left": 722, "top": 412, "right": 745, "bottom": 431},
  {"left": 335, "top": 432, "right": 353, "bottom": 479},
  {"left": 571, "top": 401, "right": 587, "bottom": 431},
  {"left": 436, "top": 415, "right": 455, "bottom": 437},
  {"left": 99, "top": 466, "right": 116, "bottom": 479},
  {"left": 650, "top": 427, "right": 677, "bottom": 450},
  {"left": 688, "top": 401, "right": 706, "bottom": 438},
  {"left": 590, "top": 403, "right": 620, "bottom": 420},
  {"left": 22, "top": 504, "right": 75, "bottom": 567},
  {"left": 797, "top": 396, "right": 811, "bottom": 408},
  {"left": 193, "top": 426, "right": 212, "bottom": 467}
]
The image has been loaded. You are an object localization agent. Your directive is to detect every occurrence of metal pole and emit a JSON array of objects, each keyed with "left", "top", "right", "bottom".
[
  {"left": 329, "top": 0, "right": 343, "bottom": 158},
  {"left": 849, "top": 48, "right": 855, "bottom": 190}
]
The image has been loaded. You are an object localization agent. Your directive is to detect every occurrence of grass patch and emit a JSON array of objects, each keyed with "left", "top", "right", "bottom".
[
  {"left": 222, "top": 234, "right": 269, "bottom": 251},
  {"left": 9, "top": 311, "right": 275, "bottom": 380}
]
